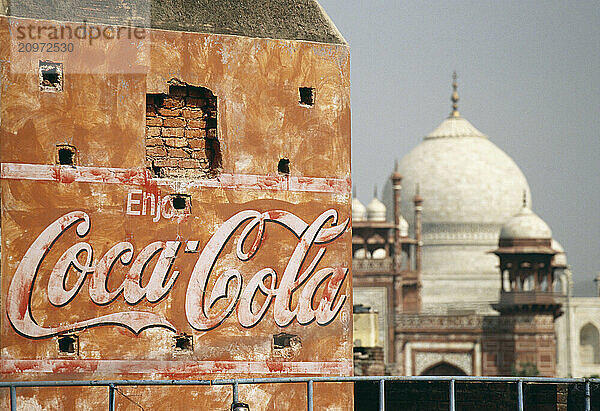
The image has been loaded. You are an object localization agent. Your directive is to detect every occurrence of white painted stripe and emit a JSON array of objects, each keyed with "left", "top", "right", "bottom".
[
  {"left": 0, "top": 359, "right": 353, "bottom": 375},
  {"left": 0, "top": 163, "right": 351, "bottom": 195}
]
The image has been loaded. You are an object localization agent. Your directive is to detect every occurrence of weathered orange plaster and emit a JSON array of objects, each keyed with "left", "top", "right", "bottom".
[{"left": 0, "top": 15, "right": 352, "bottom": 410}]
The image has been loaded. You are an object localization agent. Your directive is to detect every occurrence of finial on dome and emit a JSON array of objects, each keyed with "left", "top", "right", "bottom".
[
  {"left": 391, "top": 159, "right": 403, "bottom": 182},
  {"left": 353, "top": 185, "right": 357, "bottom": 198},
  {"left": 373, "top": 185, "right": 378, "bottom": 198},
  {"left": 450, "top": 71, "right": 460, "bottom": 118},
  {"left": 413, "top": 183, "right": 423, "bottom": 204}
]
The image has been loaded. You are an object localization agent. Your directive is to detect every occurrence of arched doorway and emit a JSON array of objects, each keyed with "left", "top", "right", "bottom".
[
  {"left": 580, "top": 323, "right": 600, "bottom": 364},
  {"left": 421, "top": 362, "right": 467, "bottom": 376}
]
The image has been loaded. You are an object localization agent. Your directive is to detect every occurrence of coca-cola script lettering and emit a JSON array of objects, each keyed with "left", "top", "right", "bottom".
[{"left": 7, "top": 209, "right": 349, "bottom": 339}]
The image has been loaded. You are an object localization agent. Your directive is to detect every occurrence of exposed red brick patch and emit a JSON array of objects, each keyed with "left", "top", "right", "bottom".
[
  {"left": 163, "top": 118, "right": 185, "bottom": 128},
  {"left": 167, "top": 148, "right": 188, "bottom": 158},
  {"left": 189, "top": 139, "right": 206, "bottom": 149},
  {"left": 146, "top": 117, "right": 163, "bottom": 127},
  {"left": 185, "top": 129, "right": 206, "bottom": 139},
  {"left": 145, "top": 83, "right": 219, "bottom": 178}
]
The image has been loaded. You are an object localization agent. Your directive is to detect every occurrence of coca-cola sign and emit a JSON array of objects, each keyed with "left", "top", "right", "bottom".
[{"left": 7, "top": 209, "right": 349, "bottom": 339}]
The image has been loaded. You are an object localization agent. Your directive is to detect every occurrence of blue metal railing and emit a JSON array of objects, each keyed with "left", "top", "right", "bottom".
[{"left": 1, "top": 375, "right": 598, "bottom": 410}]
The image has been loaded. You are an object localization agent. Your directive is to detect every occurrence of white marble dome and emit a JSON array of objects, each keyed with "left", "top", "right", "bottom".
[
  {"left": 352, "top": 197, "right": 367, "bottom": 221},
  {"left": 366, "top": 197, "right": 386, "bottom": 221},
  {"left": 500, "top": 205, "right": 552, "bottom": 240},
  {"left": 399, "top": 214, "right": 409, "bottom": 237},
  {"left": 384, "top": 115, "right": 531, "bottom": 229},
  {"left": 372, "top": 248, "right": 387, "bottom": 259},
  {"left": 552, "top": 239, "right": 568, "bottom": 267},
  {"left": 381, "top": 107, "right": 534, "bottom": 314}
]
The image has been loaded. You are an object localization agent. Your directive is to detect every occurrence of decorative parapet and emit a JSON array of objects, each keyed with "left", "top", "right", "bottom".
[
  {"left": 496, "top": 291, "right": 560, "bottom": 306},
  {"left": 396, "top": 313, "right": 555, "bottom": 332},
  {"left": 396, "top": 314, "right": 484, "bottom": 330},
  {"left": 353, "top": 257, "right": 393, "bottom": 273},
  {"left": 422, "top": 223, "right": 500, "bottom": 245}
]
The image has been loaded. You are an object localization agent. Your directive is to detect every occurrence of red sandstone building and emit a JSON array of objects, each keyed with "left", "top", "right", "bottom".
[
  {"left": 352, "top": 80, "right": 565, "bottom": 378},
  {"left": 0, "top": 1, "right": 352, "bottom": 408}
]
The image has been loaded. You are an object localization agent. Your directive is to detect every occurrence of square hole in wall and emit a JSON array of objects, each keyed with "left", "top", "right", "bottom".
[
  {"left": 299, "top": 87, "right": 314, "bottom": 106},
  {"left": 273, "top": 332, "right": 301, "bottom": 349},
  {"left": 39, "top": 61, "right": 63, "bottom": 92},
  {"left": 272, "top": 332, "right": 301, "bottom": 359},
  {"left": 56, "top": 144, "right": 77, "bottom": 166},
  {"left": 151, "top": 162, "right": 163, "bottom": 178},
  {"left": 278, "top": 158, "right": 290, "bottom": 175},
  {"left": 170, "top": 194, "right": 192, "bottom": 214},
  {"left": 57, "top": 334, "right": 79, "bottom": 356},
  {"left": 174, "top": 334, "right": 193, "bottom": 351}
]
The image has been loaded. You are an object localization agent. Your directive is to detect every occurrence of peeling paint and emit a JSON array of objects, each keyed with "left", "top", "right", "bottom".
[
  {"left": 1, "top": 163, "right": 351, "bottom": 195},
  {"left": 1, "top": 14, "right": 352, "bottom": 410}
]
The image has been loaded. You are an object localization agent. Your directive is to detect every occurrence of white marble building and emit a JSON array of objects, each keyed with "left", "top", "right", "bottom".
[
  {"left": 556, "top": 270, "right": 600, "bottom": 377},
  {"left": 354, "top": 76, "right": 600, "bottom": 376}
]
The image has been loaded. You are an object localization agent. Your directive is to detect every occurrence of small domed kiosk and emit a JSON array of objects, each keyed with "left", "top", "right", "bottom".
[
  {"left": 493, "top": 194, "right": 562, "bottom": 318},
  {"left": 352, "top": 190, "right": 367, "bottom": 222},
  {"left": 366, "top": 189, "right": 387, "bottom": 222}
]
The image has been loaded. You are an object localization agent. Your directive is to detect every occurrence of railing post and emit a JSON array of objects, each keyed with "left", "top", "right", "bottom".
[
  {"left": 379, "top": 379, "right": 385, "bottom": 411},
  {"left": 10, "top": 386, "right": 16, "bottom": 411},
  {"left": 233, "top": 382, "right": 239, "bottom": 404},
  {"left": 307, "top": 380, "right": 313, "bottom": 411},
  {"left": 585, "top": 379, "right": 591, "bottom": 411},
  {"left": 108, "top": 384, "right": 115, "bottom": 411},
  {"left": 449, "top": 379, "right": 455, "bottom": 411},
  {"left": 517, "top": 380, "right": 524, "bottom": 411}
]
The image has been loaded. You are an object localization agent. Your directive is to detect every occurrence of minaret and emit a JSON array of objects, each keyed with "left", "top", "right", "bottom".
[
  {"left": 391, "top": 161, "right": 403, "bottom": 272},
  {"left": 390, "top": 164, "right": 404, "bottom": 316},
  {"left": 413, "top": 184, "right": 423, "bottom": 273}
]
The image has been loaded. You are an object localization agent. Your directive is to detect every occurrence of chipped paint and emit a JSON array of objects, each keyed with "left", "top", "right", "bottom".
[
  {"left": 7, "top": 209, "right": 348, "bottom": 337},
  {"left": 1, "top": 162, "right": 351, "bottom": 196},
  {"left": 1, "top": 13, "right": 352, "bottom": 410},
  {"left": 0, "top": 359, "right": 352, "bottom": 375}
]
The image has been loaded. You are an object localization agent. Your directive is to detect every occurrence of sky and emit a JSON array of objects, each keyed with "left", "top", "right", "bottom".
[{"left": 319, "top": 0, "right": 599, "bottom": 296}]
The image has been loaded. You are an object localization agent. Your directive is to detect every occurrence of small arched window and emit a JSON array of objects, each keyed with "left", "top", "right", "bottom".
[
  {"left": 540, "top": 275, "right": 548, "bottom": 292},
  {"left": 580, "top": 323, "right": 600, "bottom": 364},
  {"left": 502, "top": 270, "right": 510, "bottom": 292},
  {"left": 421, "top": 362, "right": 466, "bottom": 376},
  {"left": 401, "top": 250, "right": 410, "bottom": 270},
  {"left": 523, "top": 274, "right": 535, "bottom": 291}
]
